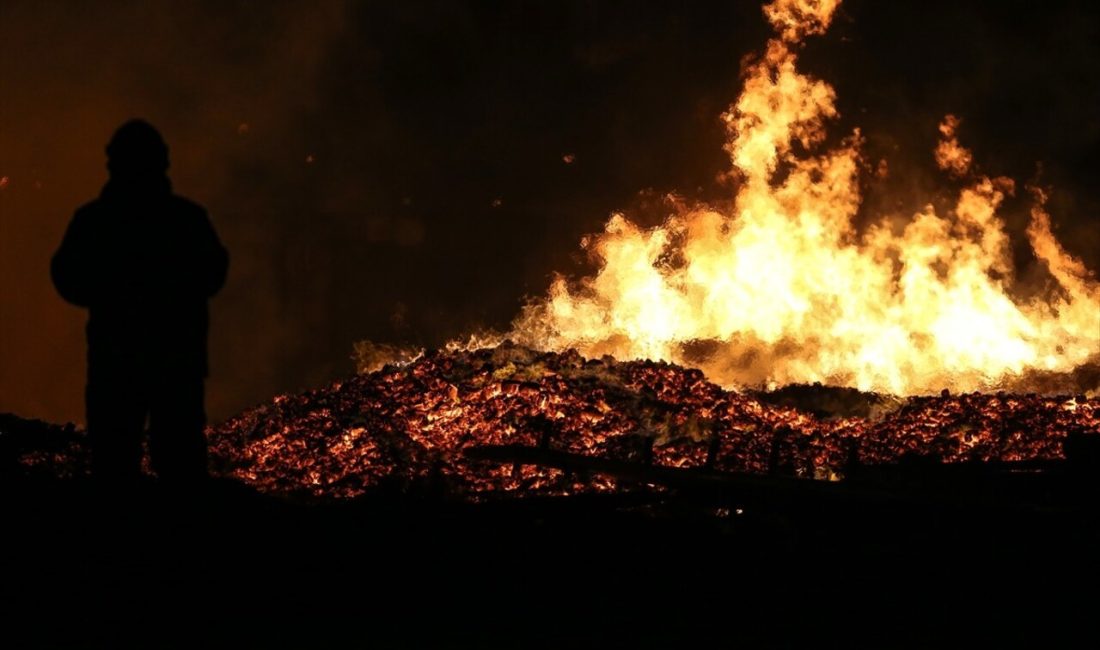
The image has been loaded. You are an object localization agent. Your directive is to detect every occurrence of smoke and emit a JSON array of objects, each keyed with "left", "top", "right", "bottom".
[{"left": 2, "top": 1, "right": 1099, "bottom": 422}]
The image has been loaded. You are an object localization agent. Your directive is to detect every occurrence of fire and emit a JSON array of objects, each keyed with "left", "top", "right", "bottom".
[
  {"left": 934, "top": 115, "right": 973, "bottom": 177},
  {"left": 498, "top": 0, "right": 1100, "bottom": 395},
  {"left": 762, "top": 0, "right": 841, "bottom": 43}
]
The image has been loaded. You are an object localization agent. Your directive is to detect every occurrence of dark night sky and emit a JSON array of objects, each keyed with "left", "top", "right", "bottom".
[{"left": 2, "top": 0, "right": 1099, "bottom": 425}]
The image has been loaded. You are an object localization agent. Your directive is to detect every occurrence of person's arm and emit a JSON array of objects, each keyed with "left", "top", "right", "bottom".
[
  {"left": 193, "top": 208, "right": 228, "bottom": 298},
  {"left": 50, "top": 209, "right": 98, "bottom": 307}
]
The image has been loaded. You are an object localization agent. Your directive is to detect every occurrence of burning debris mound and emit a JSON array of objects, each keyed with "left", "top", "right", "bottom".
[{"left": 206, "top": 344, "right": 1100, "bottom": 499}]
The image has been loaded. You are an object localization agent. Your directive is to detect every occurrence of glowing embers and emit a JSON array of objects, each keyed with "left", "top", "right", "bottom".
[{"left": 207, "top": 345, "right": 1100, "bottom": 499}]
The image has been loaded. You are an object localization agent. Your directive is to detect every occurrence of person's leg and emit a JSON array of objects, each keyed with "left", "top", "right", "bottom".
[
  {"left": 86, "top": 374, "right": 146, "bottom": 482},
  {"left": 147, "top": 375, "right": 209, "bottom": 482}
]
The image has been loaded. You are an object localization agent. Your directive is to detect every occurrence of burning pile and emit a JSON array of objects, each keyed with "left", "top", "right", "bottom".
[
  {"left": 223, "top": 0, "right": 1096, "bottom": 501},
  {"left": 208, "top": 344, "right": 1099, "bottom": 499}
]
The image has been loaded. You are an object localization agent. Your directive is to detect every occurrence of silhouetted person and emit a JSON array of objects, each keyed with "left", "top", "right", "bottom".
[{"left": 52, "top": 119, "right": 228, "bottom": 485}]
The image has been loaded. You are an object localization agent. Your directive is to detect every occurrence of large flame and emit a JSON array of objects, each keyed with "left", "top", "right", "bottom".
[{"left": 503, "top": 0, "right": 1099, "bottom": 395}]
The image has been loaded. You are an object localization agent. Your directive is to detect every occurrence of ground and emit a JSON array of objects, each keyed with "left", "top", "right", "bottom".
[{"left": 3, "top": 470, "right": 1099, "bottom": 648}]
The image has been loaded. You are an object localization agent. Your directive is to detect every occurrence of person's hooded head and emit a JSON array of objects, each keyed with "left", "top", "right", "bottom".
[{"left": 106, "top": 119, "right": 170, "bottom": 180}]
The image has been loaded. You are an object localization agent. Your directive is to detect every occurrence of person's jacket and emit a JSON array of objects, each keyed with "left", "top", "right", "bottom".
[{"left": 51, "top": 175, "right": 228, "bottom": 377}]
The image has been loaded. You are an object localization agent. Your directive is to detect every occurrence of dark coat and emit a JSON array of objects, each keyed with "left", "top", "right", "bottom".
[{"left": 51, "top": 176, "right": 228, "bottom": 378}]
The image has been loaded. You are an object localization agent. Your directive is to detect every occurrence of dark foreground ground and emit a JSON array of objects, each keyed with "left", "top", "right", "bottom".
[{"left": 3, "top": 468, "right": 1100, "bottom": 649}]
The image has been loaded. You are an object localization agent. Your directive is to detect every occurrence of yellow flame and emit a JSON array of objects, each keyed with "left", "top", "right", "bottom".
[
  {"left": 935, "top": 114, "right": 973, "bottom": 177},
  {"left": 763, "top": 0, "right": 842, "bottom": 43},
  {"left": 502, "top": 0, "right": 1099, "bottom": 395}
]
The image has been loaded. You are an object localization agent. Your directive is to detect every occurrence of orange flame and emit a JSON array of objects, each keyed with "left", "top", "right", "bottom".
[
  {"left": 763, "top": 0, "right": 842, "bottom": 43},
  {"left": 497, "top": 0, "right": 1099, "bottom": 395},
  {"left": 934, "top": 114, "right": 973, "bottom": 177}
]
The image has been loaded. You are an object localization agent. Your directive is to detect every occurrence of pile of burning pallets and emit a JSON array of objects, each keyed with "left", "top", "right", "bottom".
[{"left": 205, "top": 343, "right": 1100, "bottom": 499}]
